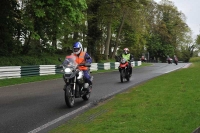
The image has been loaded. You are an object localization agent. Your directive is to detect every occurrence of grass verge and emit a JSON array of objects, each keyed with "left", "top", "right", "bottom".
[{"left": 49, "top": 62, "right": 200, "bottom": 133}]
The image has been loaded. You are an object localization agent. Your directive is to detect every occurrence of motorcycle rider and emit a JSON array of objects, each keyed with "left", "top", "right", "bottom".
[
  {"left": 119, "top": 48, "right": 134, "bottom": 76},
  {"left": 174, "top": 55, "right": 178, "bottom": 61},
  {"left": 166, "top": 55, "right": 172, "bottom": 63},
  {"left": 174, "top": 55, "right": 178, "bottom": 64},
  {"left": 70, "top": 41, "right": 93, "bottom": 92}
]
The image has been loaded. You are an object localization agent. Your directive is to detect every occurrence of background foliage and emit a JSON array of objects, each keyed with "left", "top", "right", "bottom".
[{"left": 0, "top": 0, "right": 200, "bottom": 66}]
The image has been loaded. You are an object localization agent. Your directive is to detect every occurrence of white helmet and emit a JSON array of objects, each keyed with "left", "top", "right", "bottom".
[{"left": 123, "top": 48, "right": 129, "bottom": 55}]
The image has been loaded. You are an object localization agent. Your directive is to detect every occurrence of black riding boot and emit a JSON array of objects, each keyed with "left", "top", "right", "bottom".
[{"left": 129, "top": 67, "right": 132, "bottom": 76}]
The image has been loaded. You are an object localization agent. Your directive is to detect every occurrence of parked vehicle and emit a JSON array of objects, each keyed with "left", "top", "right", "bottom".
[
  {"left": 58, "top": 55, "right": 92, "bottom": 108},
  {"left": 118, "top": 58, "right": 131, "bottom": 83}
]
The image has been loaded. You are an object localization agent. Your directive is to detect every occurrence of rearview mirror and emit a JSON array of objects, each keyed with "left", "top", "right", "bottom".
[{"left": 58, "top": 58, "right": 62, "bottom": 62}]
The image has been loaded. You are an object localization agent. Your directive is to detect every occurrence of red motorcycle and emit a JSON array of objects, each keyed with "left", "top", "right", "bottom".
[
  {"left": 167, "top": 57, "right": 173, "bottom": 64},
  {"left": 118, "top": 58, "right": 131, "bottom": 83}
]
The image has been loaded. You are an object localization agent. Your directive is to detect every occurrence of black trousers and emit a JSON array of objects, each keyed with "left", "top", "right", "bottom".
[{"left": 128, "top": 62, "right": 132, "bottom": 74}]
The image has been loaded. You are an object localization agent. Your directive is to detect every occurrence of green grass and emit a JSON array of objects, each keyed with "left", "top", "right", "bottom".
[
  {"left": 0, "top": 63, "right": 151, "bottom": 87},
  {"left": 49, "top": 62, "right": 200, "bottom": 133}
]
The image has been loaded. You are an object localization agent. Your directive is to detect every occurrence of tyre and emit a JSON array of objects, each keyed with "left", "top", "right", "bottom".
[
  {"left": 120, "top": 70, "right": 125, "bottom": 83},
  {"left": 64, "top": 85, "right": 75, "bottom": 108}
]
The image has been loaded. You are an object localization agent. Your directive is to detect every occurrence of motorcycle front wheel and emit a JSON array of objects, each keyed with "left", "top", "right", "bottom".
[
  {"left": 120, "top": 70, "right": 125, "bottom": 83},
  {"left": 64, "top": 85, "right": 75, "bottom": 108}
]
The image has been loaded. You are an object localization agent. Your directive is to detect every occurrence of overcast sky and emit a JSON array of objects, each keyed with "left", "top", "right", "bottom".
[{"left": 154, "top": 0, "right": 200, "bottom": 39}]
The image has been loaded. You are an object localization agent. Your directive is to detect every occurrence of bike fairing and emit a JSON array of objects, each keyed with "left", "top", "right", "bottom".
[{"left": 120, "top": 58, "right": 129, "bottom": 67}]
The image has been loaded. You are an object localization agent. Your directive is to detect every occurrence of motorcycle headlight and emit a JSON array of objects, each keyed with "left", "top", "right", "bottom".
[
  {"left": 121, "top": 59, "right": 126, "bottom": 64},
  {"left": 64, "top": 68, "right": 72, "bottom": 73}
]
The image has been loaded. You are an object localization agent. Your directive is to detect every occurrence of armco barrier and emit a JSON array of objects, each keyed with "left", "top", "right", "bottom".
[
  {"left": 21, "top": 66, "right": 40, "bottom": 77},
  {"left": 0, "top": 61, "right": 141, "bottom": 79},
  {"left": 0, "top": 66, "right": 21, "bottom": 79}
]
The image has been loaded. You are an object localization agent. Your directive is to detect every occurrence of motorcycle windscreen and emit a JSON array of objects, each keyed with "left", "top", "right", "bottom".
[{"left": 63, "top": 55, "right": 78, "bottom": 68}]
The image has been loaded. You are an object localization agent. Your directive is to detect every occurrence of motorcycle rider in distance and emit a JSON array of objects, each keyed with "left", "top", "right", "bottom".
[
  {"left": 174, "top": 55, "right": 178, "bottom": 65},
  {"left": 166, "top": 55, "right": 172, "bottom": 64},
  {"left": 69, "top": 41, "right": 93, "bottom": 92},
  {"left": 174, "top": 55, "right": 178, "bottom": 61},
  {"left": 119, "top": 48, "right": 134, "bottom": 76}
]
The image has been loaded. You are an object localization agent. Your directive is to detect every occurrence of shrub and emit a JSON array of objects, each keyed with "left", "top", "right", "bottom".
[
  {"left": 0, "top": 54, "right": 66, "bottom": 66},
  {"left": 189, "top": 57, "right": 200, "bottom": 62}
]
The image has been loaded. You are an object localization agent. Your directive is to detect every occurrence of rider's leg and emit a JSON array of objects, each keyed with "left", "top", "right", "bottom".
[
  {"left": 129, "top": 62, "right": 132, "bottom": 75},
  {"left": 83, "top": 70, "right": 92, "bottom": 86},
  {"left": 83, "top": 70, "right": 92, "bottom": 92}
]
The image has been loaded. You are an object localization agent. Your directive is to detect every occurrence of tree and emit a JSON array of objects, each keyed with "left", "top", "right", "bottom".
[
  {"left": 20, "top": 0, "right": 87, "bottom": 55},
  {"left": 87, "top": 0, "right": 102, "bottom": 61},
  {"left": 195, "top": 34, "right": 200, "bottom": 50},
  {"left": 0, "top": 0, "right": 21, "bottom": 56},
  {"left": 145, "top": 0, "right": 190, "bottom": 62}
]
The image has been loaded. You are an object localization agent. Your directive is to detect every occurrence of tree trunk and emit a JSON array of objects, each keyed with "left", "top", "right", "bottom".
[
  {"left": 87, "top": 0, "right": 101, "bottom": 62},
  {"left": 111, "top": 13, "right": 125, "bottom": 58},
  {"left": 105, "top": 22, "right": 112, "bottom": 60}
]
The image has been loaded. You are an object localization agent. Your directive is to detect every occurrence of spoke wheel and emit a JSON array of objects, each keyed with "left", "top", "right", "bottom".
[{"left": 64, "top": 86, "right": 75, "bottom": 108}]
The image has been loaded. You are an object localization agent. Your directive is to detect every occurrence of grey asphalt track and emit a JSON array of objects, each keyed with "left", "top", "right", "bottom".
[{"left": 0, "top": 63, "right": 189, "bottom": 133}]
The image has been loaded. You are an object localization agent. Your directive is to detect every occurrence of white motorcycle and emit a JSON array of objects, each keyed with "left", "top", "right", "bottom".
[{"left": 58, "top": 55, "right": 92, "bottom": 108}]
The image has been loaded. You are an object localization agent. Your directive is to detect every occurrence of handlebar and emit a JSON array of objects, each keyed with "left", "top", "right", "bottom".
[
  {"left": 78, "top": 63, "right": 91, "bottom": 67},
  {"left": 56, "top": 65, "right": 63, "bottom": 69}
]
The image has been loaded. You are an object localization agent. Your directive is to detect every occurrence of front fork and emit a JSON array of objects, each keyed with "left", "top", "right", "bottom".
[{"left": 63, "top": 78, "right": 76, "bottom": 96}]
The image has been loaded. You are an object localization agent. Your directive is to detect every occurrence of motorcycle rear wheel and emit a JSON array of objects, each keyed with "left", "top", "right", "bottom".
[{"left": 64, "top": 85, "right": 75, "bottom": 108}]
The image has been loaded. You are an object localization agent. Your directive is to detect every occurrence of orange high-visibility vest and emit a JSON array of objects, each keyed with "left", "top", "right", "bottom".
[{"left": 73, "top": 52, "right": 88, "bottom": 70}]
